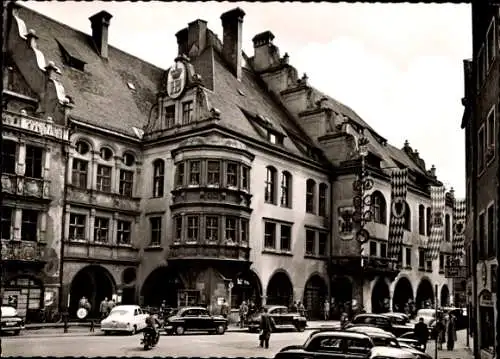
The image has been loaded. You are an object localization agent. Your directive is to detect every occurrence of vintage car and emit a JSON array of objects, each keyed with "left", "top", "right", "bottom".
[
  {"left": 345, "top": 326, "right": 431, "bottom": 359},
  {"left": 350, "top": 314, "right": 413, "bottom": 337},
  {"left": 248, "top": 305, "right": 307, "bottom": 332},
  {"left": 369, "top": 346, "right": 417, "bottom": 359},
  {"left": 398, "top": 332, "right": 426, "bottom": 351},
  {"left": 275, "top": 330, "right": 374, "bottom": 359},
  {"left": 100, "top": 305, "right": 148, "bottom": 335},
  {"left": 164, "top": 306, "right": 227, "bottom": 335},
  {"left": 0, "top": 306, "right": 25, "bottom": 335},
  {"left": 380, "top": 313, "right": 415, "bottom": 336}
]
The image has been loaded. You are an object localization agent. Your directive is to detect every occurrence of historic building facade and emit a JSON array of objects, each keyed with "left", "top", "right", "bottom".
[
  {"left": 2, "top": 3, "right": 460, "bottom": 322},
  {"left": 462, "top": 2, "right": 499, "bottom": 359}
]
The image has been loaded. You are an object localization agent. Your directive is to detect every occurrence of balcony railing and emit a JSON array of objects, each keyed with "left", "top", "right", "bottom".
[
  {"left": 64, "top": 240, "right": 139, "bottom": 263},
  {"left": 2, "top": 173, "right": 51, "bottom": 199},
  {"left": 3, "top": 110, "right": 70, "bottom": 141},
  {"left": 169, "top": 243, "right": 251, "bottom": 261},
  {"left": 67, "top": 186, "right": 140, "bottom": 213},
  {"left": 1, "top": 240, "right": 46, "bottom": 262}
]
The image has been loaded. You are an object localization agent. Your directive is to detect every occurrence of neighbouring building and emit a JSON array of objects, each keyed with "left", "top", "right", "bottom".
[
  {"left": 2, "top": 3, "right": 460, "bottom": 323},
  {"left": 462, "top": 1, "right": 499, "bottom": 359}
]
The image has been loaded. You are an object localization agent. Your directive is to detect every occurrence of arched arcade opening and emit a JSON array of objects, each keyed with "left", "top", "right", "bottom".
[
  {"left": 416, "top": 278, "right": 434, "bottom": 309},
  {"left": 140, "top": 267, "right": 183, "bottom": 308},
  {"left": 440, "top": 285, "right": 450, "bottom": 307},
  {"left": 266, "top": 271, "right": 293, "bottom": 307},
  {"left": 231, "top": 270, "right": 262, "bottom": 309},
  {"left": 371, "top": 278, "right": 390, "bottom": 314},
  {"left": 331, "top": 276, "right": 352, "bottom": 319},
  {"left": 303, "top": 275, "right": 328, "bottom": 320},
  {"left": 392, "top": 277, "right": 414, "bottom": 313},
  {"left": 69, "top": 265, "right": 115, "bottom": 318}
]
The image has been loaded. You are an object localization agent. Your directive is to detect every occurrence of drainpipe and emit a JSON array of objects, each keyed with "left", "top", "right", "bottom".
[{"left": 328, "top": 171, "right": 336, "bottom": 317}]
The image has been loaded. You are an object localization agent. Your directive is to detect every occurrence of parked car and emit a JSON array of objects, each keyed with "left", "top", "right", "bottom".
[
  {"left": 100, "top": 305, "right": 148, "bottom": 335},
  {"left": 415, "top": 309, "right": 438, "bottom": 327},
  {"left": 398, "top": 331, "right": 425, "bottom": 350},
  {"left": 164, "top": 306, "right": 227, "bottom": 335},
  {"left": 369, "top": 346, "right": 417, "bottom": 359},
  {"left": 275, "top": 330, "right": 374, "bottom": 359},
  {"left": 350, "top": 314, "right": 413, "bottom": 337},
  {"left": 0, "top": 306, "right": 25, "bottom": 335},
  {"left": 380, "top": 313, "right": 415, "bottom": 336},
  {"left": 345, "top": 325, "right": 431, "bottom": 359},
  {"left": 248, "top": 305, "right": 307, "bottom": 332},
  {"left": 382, "top": 312, "right": 411, "bottom": 325}
]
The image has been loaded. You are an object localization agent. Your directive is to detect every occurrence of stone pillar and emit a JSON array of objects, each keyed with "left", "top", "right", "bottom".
[
  {"left": 111, "top": 212, "right": 118, "bottom": 245},
  {"left": 63, "top": 204, "right": 70, "bottom": 241},
  {"left": 39, "top": 211, "right": 47, "bottom": 243},
  {"left": 134, "top": 163, "right": 142, "bottom": 198},
  {"left": 91, "top": 151, "right": 99, "bottom": 190},
  {"left": 89, "top": 208, "right": 96, "bottom": 242},
  {"left": 16, "top": 141, "right": 26, "bottom": 176},
  {"left": 114, "top": 156, "right": 121, "bottom": 193},
  {"left": 43, "top": 146, "right": 51, "bottom": 178},
  {"left": 67, "top": 156, "right": 74, "bottom": 185},
  {"left": 13, "top": 208, "right": 22, "bottom": 241}
]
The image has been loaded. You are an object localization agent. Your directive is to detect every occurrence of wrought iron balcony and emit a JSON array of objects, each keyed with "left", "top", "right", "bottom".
[
  {"left": 169, "top": 242, "right": 251, "bottom": 262},
  {"left": 1, "top": 240, "right": 46, "bottom": 263},
  {"left": 2, "top": 173, "right": 51, "bottom": 199}
]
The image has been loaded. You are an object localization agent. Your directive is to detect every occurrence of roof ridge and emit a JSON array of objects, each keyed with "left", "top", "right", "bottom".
[{"left": 18, "top": 3, "right": 166, "bottom": 72}]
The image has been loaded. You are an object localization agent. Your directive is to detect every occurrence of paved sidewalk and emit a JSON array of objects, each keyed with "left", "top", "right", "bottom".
[{"left": 426, "top": 330, "right": 473, "bottom": 359}]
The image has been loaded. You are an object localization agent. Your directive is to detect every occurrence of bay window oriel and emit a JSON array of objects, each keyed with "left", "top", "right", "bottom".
[
  {"left": 187, "top": 216, "right": 199, "bottom": 242},
  {"left": 226, "top": 162, "right": 238, "bottom": 187},
  {"left": 206, "top": 216, "right": 219, "bottom": 242},
  {"left": 21, "top": 210, "right": 38, "bottom": 242},
  {"left": 189, "top": 161, "right": 200, "bottom": 185},
  {"left": 117, "top": 220, "right": 131, "bottom": 245},
  {"left": 225, "top": 217, "right": 237, "bottom": 242},
  {"left": 207, "top": 161, "right": 221, "bottom": 185},
  {"left": 174, "top": 216, "right": 183, "bottom": 242}
]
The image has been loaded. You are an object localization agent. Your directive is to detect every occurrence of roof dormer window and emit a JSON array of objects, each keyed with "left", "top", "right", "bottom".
[
  {"left": 57, "top": 39, "right": 87, "bottom": 72},
  {"left": 267, "top": 131, "right": 283, "bottom": 145}
]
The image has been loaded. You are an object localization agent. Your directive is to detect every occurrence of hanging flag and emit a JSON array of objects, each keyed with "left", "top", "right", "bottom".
[
  {"left": 387, "top": 168, "right": 409, "bottom": 260},
  {"left": 452, "top": 198, "right": 467, "bottom": 261},
  {"left": 426, "top": 186, "right": 446, "bottom": 260}
]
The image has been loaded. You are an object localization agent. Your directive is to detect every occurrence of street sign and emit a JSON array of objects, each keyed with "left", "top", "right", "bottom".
[{"left": 445, "top": 265, "right": 468, "bottom": 278}]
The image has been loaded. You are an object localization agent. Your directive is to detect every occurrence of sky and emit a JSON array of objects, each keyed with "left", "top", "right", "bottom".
[{"left": 23, "top": 1, "right": 472, "bottom": 198}]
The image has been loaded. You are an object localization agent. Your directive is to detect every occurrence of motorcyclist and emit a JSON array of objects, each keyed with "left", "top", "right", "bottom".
[{"left": 144, "top": 313, "right": 160, "bottom": 345}]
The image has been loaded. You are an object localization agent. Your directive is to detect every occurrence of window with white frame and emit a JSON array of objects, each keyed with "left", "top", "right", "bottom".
[
  {"left": 226, "top": 162, "right": 238, "bottom": 187},
  {"left": 94, "top": 217, "right": 109, "bottom": 243},
  {"left": 150, "top": 217, "right": 162, "bottom": 246},
  {"left": 264, "top": 221, "right": 276, "bottom": 249},
  {"left": 152, "top": 159, "right": 165, "bottom": 197},
  {"left": 69, "top": 213, "right": 86, "bottom": 241},
  {"left": 207, "top": 161, "right": 221, "bottom": 185},
  {"left": 206, "top": 216, "right": 218, "bottom": 242},
  {"left": 240, "top": 219, "right": 249, "bottom": 244},
  {"left": 225, "top": 217, "right": 237, "bottom": 242},
  {"left": 188, "top": 161, "right": 200, "bottom": 185},
  {"left": 117, "top": 220, "right": 131, "bottom": 245},
  {"left": 280, "top": 171, "right": 292, "bottom": 208},
  {"left": 72, "top": 159, "right": 88, "bottom": 189},
  {"left": 164, "top": 105, "right": 175, "bottom": 128},
  {"left": 187, "top": 216, "right": 199, "bottom": 242},
  {"left": 174, "top": 216, "right": 182, "bottom": 242}
]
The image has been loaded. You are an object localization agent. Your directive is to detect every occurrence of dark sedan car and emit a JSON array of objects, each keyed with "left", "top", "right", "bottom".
[
  {"left": 248, "top": 305, "right": 307, "bottom": 332},
  {"left": 163, "top": 306, "right": 227, "bottom": 335},
  {"left": 349, "top": 314, "right": 413, "bottom": 337},
  {"left": 275, "top": 330, "right": 374, "bottom": 359},
  {"left": 1, "top": 306, "right": 25, "bottom": 335}
]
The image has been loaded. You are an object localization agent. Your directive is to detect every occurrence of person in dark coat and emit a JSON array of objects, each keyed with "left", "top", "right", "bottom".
[
  {"left": 446, "top": 314, "right": 457, "bottom": 350},
  {"left": 414, "top": 317, "right": 429, "bottom": 351},
  {"left": 259, "top": 307, "right": 274, "bottom": 349},
  {"left": 434, "top": 317, "right": 445, "bottom": 349}
]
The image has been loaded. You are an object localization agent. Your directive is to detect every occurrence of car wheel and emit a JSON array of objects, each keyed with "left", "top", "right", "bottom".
[
  {"left": 216, "top": 324, "right": 225, "bottom": 335},
  {"left": 175, "top": 326, "right": 185, "bottom": 335}
]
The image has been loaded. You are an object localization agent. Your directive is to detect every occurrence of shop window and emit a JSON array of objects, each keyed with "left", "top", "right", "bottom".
[
  {"left": 72, "top": 159, "right": 88, "bottom": 189},
  {"left": 96, "top": 165, "right": 112, "bottom": 192},
  {"left": 280, "top": 224, "right": 291, "bottom": 252},
  {"left": 318, "top": 232, "right": 327, "bottom": 256},
  {"left": 1, "top": 207, "right": 13, "bottom": 240},
  {"left": 187, "top": 216, "right": 199, "bottom": 242},
  {"left": 207, "top": 161, "right": 220, "bottom": 185},
  {"left": 117, "top": 220, "right": 131, "bottom": 245},
  {"left": 306, "top": 179, "right": 316, "bottom": 214},
  {"left": 225, "top": 217, "right": 237, "bottom": 243},
  {"left": 152, "top": 159, "right": 165, "bottom": 197},
  {"left": 205, "top": 216, "right": 218, "bottom": 242},
  {"left": 119, "top": 170, "right": 133, "bottom": 197},
  {"left": 318, "top": 183, "right": 328, "bottom": 217},
  {"left": 280, "top": 171, "right": 292, "bottom": 208},
  {"left": 226, "top": 162, "right": 238, "bottom": 187},
  {"left": 240, "top": 219, "right": 249, "bottom": 244},
  {"left": 21, "top": 210, "right": 38, "bottom": 242},
  {"left": 69, "top": 213, "right": 86, "bottom": 241},
  {"left": 25, "top": 145, "right": 43, "bottom": 179},
  {"left": 1, "top": 140, "right": 16, "bottom": 174},
  {"left": 264, "top": 221, "right": 276, "bottom": 249},
  {"left": 149, "top": 217, "right": 162, "bottom": 246},
  {"left": 188, "top": 161, "right": 200, "bottom": 185},
  {"left": 305, "top": 229, "right": 315, "bottom": 255},
  {"left": 94, "top": 217, "right": 109, "bottom": 243},
  {"left": 418, "top": 205, "right": 425, "bottom": 235},
  {"left": 265, "top": 167, "right": 277, "bottom": 204}
]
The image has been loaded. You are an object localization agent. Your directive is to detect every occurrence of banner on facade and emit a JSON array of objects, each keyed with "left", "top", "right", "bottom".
[
  {"left": 387, "top": 168, "right": 408, "bottom": 259},
  {"left": 452, "top": 198, "right": 466, "bottom": 260},
  {"left": 426, "top": 185, "right": 446, "bottom": 260}
]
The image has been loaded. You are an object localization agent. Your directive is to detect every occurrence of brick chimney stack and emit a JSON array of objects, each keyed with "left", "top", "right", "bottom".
[
  {"left": 176, "top": 28, "right": 189, "bottom": 56},
  {"left": 89, "top": 10, "right": 113, "bottom": 59},
  {"left": 220, "top": 7, "right": 246, "bottom": 80},
  {"left": 187, "top": 19, "right": 207, "bottom": 58},
  {"left": 252, "top": 31, "right": 281, "bottom": 72}
]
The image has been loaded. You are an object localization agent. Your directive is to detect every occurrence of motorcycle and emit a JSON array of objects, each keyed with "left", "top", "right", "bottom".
[{"left": 141, "top": 328, "right": 159, "bottom": 350}]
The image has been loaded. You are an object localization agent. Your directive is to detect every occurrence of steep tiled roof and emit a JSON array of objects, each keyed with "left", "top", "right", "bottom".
[{"left": 15, "top": 5, "right": 164, "bottom": 137}]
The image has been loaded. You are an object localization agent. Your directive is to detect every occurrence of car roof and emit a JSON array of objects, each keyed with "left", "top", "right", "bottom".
[
  {"left": 265, "top": 305, "right": 287, "bottom": 310},
  {"left": 347, "top": 327, "right": 396, "bottom": 338},
  {"left": 111, "top": 305, "right": 139, "bottom": 310},
  {"left": 310, "top": 330, "right": 372, "bottom": 340},
  {"left": 355, "top": 313, "right": 391, "bottom": 319},
  {"left": 178, "top": 306, "right": 208, "bottom": 311},
  {"left": 370, "top": 346, "right": 415, "bottom": 358}
]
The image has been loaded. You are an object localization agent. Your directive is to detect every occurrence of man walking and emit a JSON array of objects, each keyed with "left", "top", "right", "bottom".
[
  {"left": 100, "top": 297, "right": 109, "bottom": 319},
  {"left": 414, "top": 317, "right": 429, "bottom": 351},
  {"left": 446, "top": 314, "right": 457, "bottom": 350},
  {"left": 220, "top": 298, "right": 229, "bottom": 318},
  {"left": 239, "top": 301, "right": 248, "bottom": 328},
  {"left": 323, "top": 299, "right": 330, "bottom": 320},
  {"left": 259, "top": 307, "right": 273, "bottom": 349}
]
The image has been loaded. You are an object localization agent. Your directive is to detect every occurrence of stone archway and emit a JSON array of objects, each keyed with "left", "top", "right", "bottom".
[
  {"left": 416, "top": 278, "right": 434, "bottom": 309},
  {"left": 140, "top": 266, "right": 183, "bottom": 308},
  {"left": 69, "top": 265, "right": 115, "bottom": 318},
  {"left": 440, "top": 284, "right": 450, "bottom": 307},
  {"left": 371, "top": 278, "right": 390, "bottom": 314},
  {"left": 266, "top": 271, "right": 293, "bottom": 307},
  {"left": 232, "top": 270, "right": 263, "bottom": 308},
  {"left": 331, "top": 276, "right": 352, "bottom": 319},
  {"left": 303, "top": 274, "right": 328, "bottom": 320},
  {"left": 392, "top": 277, "right": 414, "bottom": 313}
]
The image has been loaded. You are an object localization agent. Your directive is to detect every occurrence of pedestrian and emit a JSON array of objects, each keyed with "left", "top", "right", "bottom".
[
  {"left": 290, "top": 301, "right": 298, "bottom": 313},
  {"left": 79, "top": 296, "right": 87, "bottom": 309},
  {"left": 220, "top": 298, "right": 229, "bottom": 318},
  {"left": 258, "top": 307, "right": 274, "bottom": 349},
  {"left": 239, "top": 301, "right": 248, "bottom": 328},
  {"left": 446, "top": 314, "right": 457, "bottom": 350},
  {"left": 108, "top": 299, "right": 116, "bottom": 314},
  {"left": 297, "top": 301, "right": 306, "bottom": 319},
  {"left": 340, "top": 311, "right": 349, "bottom": 328},
  {"left": 435, "top": 317, "right": 445, "bottom": 350},
  {"left": 323, "top": 299, "right": 330, "bottom": 320},
  {"left": 414, "top": 317, "right": 429, "bottom": 351},
  {"left": 100, "top": 297, "right": 109, "bottom": 319}
]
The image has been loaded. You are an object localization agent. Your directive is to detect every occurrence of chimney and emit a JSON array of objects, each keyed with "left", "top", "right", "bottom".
[
  {"left": 89, "top": 10, "right": 113, "bottom": 59},
  {"left": 220, "top": 7, "right": 246, "bottom": 80},
  {"left": 187, "top": 19, "right": 207, "bottom": 58},
  {"left": 252, "top": 31, "right": 281, "bottom": 72},
  {"left": 176, "top": 28, "right": 189, "bottom": 56}
]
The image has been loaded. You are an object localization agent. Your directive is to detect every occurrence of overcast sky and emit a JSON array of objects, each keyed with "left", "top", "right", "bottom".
[{"left": 24, "top": 1, "right": 471, "bottom": 198}]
